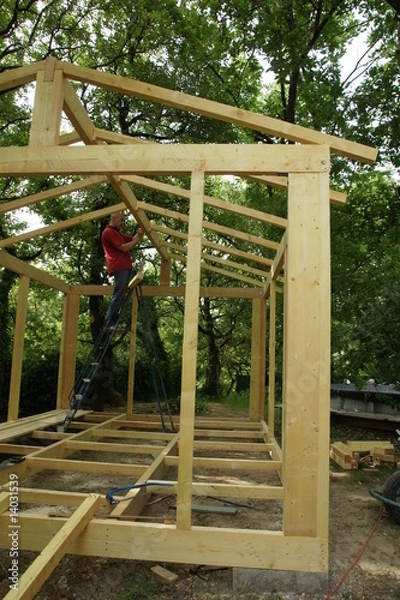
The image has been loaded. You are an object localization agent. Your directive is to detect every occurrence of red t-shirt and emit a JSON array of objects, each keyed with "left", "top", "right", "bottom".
[{"left": 101, "top": 226, "right": 133, "bottom": 275}]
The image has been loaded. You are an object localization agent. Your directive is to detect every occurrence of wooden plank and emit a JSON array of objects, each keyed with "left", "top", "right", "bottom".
[
  {"left": 111, "top": 179, "right": 168, "bottom": 260},
  {"left": 0, "top": 143, "right": 331, "bottom": 176},
  {"left": 126, "top": 174, "right": 288, "bottom": 229},
  {"left": 62, "top": 59, "right": 376, "bottom": 164},
  {"left": 0, "top": 409, "right": 77, "bottom": 443},
  {"left": 29, "top": 62, "right": 64, "bottom": 146},
  {"left": 167, "top": 456, "right": 281, "bottom": 471},
  {"left": 205, "top": 219, "right": 279, "bottom": 251},
  {"left": 193, "top": 440, "right": 272, "bottom": 452},
  {"left": 249, "top": 297, "right": 266, "bottom": 420},
  {"left": 109, "top": 435, "right": 179, "bottom": 519},
  {"left": 202, "top": 262, "right": 265, "bottom": 288},
  {"left": 329, "top": 442, "right": 359, "bottom": 469},
  {"left": 0, "top": 513, "right": 328, "bottom": 572},
  {"left": 0, "top": 176, "right": 108, "bottom": 216},
  {"left": 202, "top": 239, "right": 273, "bottom": 269},
  {"left": 25, "top": 456, "right": 147, "bottom": 476},
  {"left": 283, "top": 172, "right": 331, "bottom": 539},
  {"left": 372, "top": 453, "right": 399, "bottom": 464},
  {"left": 176, "top": 170, "right": 205, "bottom": 531},
  {"left": 71, "top": 283, "right": 262, "bottom": 299},
  {"left": 201, "top": 251, "right": 268, "bottom": 279},
  {"left": 16, "top": 487, "right": 109, "bottom": 507},
  {"left": 271, "top": 232, "right": 287, "bottom": 281},
  {"left": 0, "top": 443, "right": 37, "bottom": 455},
  {"left": 151, "top": 564, "right": 178, "bottom": 584},
  {"left": 0, "top": 249, "right": 69, "bottom": 292},
  {"left": 133, "top": 480, "right": 283, "bottom": 500},
  {"left": 249, "top": 174, "right": 347, "bottom": 206},
  {"left": 0, "top": 491, "right": 10, "bottom": 515},
  {"left": 164, "top": 239, "right": 273, "bottom": 272},
  {"left": 127, "top": 291, "right": 139, "bottom": 416},
  {"left": 372, "top": 446, "right": 395, "bottom": 456},
  {"left": 193, "top": 429, "right": 264, "bottom": 439},
  {"left": 346, "top": 440, "right": 392, "bottom": 451},
  {"left": 0, "top": 203, "right": 125, "bottom": 249},
  {"left": 3, "top": 494, "right": 100, "bottom": 600},
  {"left": 63, "top": 78, "right": 96, "bottom": 142},
  {"left": 170, "top": 502, "right": 237, "bottom": 515},
  {"left": 267, "top": 279, "right": 277, "bottom": 439},
  {"left": 57, "top": 292, "right": 80, "bottom": 409},
  {"left": 91, "top": 429, "right": 175, "bottom": 441},
  {"left": 191, "top": 482, "right": 284, "bottom": 500},
  {"left": 0, "top": 61, "right": 43, "bottom": 92},
  {"left": 65, "top": 440, "right": 166, "bottom": 454}
]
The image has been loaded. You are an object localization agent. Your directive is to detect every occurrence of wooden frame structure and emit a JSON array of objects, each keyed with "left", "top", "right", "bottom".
[{"left": 0, "top": 58, "right": 377, "bottom": 597}]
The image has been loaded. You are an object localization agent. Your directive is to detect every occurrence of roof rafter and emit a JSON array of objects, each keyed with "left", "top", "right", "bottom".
[
  {"left": 0, "top": 202, "right": 125, "bottom": 249},
  {"left": 59, "top": 60, "right": 377, "bottom": 164},
  {"left": 124, "top": 174, "right": 287, "bottom": 229}
]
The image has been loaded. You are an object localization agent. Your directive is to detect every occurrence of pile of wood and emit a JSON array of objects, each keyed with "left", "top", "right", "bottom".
[{"left": 330, "top": 440, "right": 399, "bottom": 470}]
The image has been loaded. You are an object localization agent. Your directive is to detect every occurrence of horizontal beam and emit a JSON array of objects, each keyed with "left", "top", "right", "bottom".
[
  {"left": 25, "top": 456, "right": 147, "bottom": 476},
  {"left": 0, "top": 144, "right": 331, "bottom": 176},
  {"left": 165, "top": 456, "right": 281, "bottom": 471},
  {"left": 0, "top": 514, "right": 328, "bottom": 572},
  {"left": 61, "top": 60, "right": 376, "bottom": 165},
  {"left": 71, "top": 284, "right": 263, "bottom": 299}
]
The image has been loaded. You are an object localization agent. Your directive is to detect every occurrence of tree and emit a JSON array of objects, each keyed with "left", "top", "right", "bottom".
[{"left": 1, "top": 0, "right": 400, "bottom": 411}]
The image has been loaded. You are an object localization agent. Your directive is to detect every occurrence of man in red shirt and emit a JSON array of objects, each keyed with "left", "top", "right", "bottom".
[{"left": 101, "top": 211, "right": 144, "bottom": 328}]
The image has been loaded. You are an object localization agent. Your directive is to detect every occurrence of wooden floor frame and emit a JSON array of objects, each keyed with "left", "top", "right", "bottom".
[{"left": 0, "top": 58, "right": 377, "bottom": 596}]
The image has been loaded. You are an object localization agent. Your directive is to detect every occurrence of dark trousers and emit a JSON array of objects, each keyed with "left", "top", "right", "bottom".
[{"left": 105, "top": 268, "right": 131, "bottom": 325}]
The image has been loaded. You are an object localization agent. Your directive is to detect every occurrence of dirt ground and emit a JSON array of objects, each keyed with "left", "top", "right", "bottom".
[{"left": 1, "top": 410, "right": 400, "bottom": 600}]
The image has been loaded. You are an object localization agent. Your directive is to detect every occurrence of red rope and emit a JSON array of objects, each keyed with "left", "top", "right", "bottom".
[{"left": 324, "top": 510, "right": 386, "bottom": 599}]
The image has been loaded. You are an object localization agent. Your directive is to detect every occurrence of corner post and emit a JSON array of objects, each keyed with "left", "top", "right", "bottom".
[{"left": 283, "top": 152, "right": 330, "bottom": 552}]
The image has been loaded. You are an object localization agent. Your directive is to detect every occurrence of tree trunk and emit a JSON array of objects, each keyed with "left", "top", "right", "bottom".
[
  {"left": 201, "top": 297, "right": 221, "bottom": 399},
  {"left": 0, "top": 269, "right": 17, "bottom": 418},
  {"left": 88, "top": 295, "right": 124, "bottom": 411}
]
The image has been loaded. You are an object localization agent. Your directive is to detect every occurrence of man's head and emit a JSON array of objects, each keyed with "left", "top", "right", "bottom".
[{"left": 110, "top": 211, "right": 125, "bottom": 229}]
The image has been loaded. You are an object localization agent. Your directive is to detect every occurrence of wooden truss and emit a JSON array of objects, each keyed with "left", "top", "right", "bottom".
[{"left": 0, "top": 57, "right": 377, "bottom": 596}]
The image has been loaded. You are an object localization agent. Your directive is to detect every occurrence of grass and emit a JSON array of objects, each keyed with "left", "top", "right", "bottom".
[
  {"left": 118, "top": 571, "right": 159, "bottom": 600},
  {"left": 224, "top": 390, "right": 251, "bottom": 411}
]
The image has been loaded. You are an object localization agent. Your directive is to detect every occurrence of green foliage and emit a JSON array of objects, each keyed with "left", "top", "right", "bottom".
[
  {"left": 331, "top": 169, "right": 400, "bottom": 384},
  {"left": 224, "top": 390, "right": 250, "bottom": 411}
]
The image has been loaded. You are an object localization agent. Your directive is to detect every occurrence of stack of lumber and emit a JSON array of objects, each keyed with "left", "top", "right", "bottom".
[{"left": 330, "top": 440, "right": 398, "bottom": 470}]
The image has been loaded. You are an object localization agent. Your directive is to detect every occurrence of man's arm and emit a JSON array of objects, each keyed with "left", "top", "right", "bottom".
[{"left": 116, "top": 228, "right": 144, "bottom": 253}]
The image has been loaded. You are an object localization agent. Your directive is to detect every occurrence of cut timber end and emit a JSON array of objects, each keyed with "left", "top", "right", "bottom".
[
  {"left": 127, "top": 271, "right": 143, "bottom": 291},
  {"left": 151, "top": 564, "right": 178, "bottom": 584},
  {"left": 329, "top": 442, "right": 359, "bottom": 470}
]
